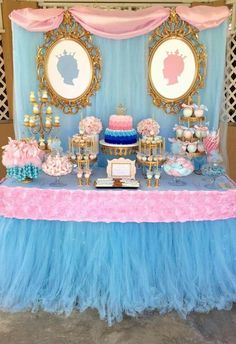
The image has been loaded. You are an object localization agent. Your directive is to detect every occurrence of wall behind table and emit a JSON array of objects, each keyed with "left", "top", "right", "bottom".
[
  {"left": 228, "top": 125, "right": 236, "bottom": 181},
  {"left": 12, "top": 20, "right": 228, "bottom": 163},
  {"left": 0, "top": 1, "right": 37, "bottom": 179}
]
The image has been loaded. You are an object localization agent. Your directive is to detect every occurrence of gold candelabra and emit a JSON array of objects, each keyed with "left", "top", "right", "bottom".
[{"left": 24, "top": 90, "right": 60, "bottom": 150}]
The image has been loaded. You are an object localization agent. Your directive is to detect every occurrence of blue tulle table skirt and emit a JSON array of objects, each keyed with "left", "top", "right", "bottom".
[{"left": 0, "top": 216, "right": 236, "bottom": 325}]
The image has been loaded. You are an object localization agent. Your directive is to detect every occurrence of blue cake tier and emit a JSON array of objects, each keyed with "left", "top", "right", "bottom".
[{"left": 104, "top": 128, "right": 137, "bottom": 145}]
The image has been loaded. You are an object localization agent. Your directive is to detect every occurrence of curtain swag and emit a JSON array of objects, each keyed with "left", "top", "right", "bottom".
[{"left": 9, "top": 5, "right": 230, "bottom": 39}]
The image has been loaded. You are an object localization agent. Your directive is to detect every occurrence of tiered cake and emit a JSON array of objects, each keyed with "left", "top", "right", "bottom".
[{"left": 104, "top": 105, "right": 137, "bottom": 145}]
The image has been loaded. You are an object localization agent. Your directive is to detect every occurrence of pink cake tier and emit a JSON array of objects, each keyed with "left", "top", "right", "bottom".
[{"left": 108, "top": 115, "right": 133, "bottom": 130}]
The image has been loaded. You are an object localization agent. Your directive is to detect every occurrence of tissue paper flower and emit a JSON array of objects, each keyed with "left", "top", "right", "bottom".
[
  {"left": 2, "top": 138, "right": 43, "bottom": 168},
  {"left": 137, "top": 118, "right": 160, "bottom": 137},
  {"left": 79, "top": 116, "right": 103, "bottom": 135}
]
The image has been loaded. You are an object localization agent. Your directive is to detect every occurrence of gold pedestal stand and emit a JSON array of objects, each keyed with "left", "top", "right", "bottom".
[
  {"left": 136, "top": 137, "right": 165, "bottom": 187},
  {"left": 100, "top": 140, "right": 138, "bottom": 157}
]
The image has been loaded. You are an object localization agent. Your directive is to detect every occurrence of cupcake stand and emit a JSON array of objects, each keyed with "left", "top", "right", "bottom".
[
  {"left": 70, "top": 134, "right": 97, "bottom": 185},
  {"left": 179, "top": 115, "right": 207, "bottom": 159}
]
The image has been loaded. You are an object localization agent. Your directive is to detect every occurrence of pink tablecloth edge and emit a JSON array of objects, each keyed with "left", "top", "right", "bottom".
[{"left": 0, "top": 184, "right": 236, "bottom": 223}]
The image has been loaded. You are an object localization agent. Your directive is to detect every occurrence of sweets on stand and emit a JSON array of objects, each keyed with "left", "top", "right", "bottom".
[
  {"left": 164, "top": 156, "right": 194, "bottom": 177},
  {"left": 42, "top": 153, "right": 72, "bottom": 177},
  {"left": 203, "top": 130, "right": 220, "bottom": 154},
  {"left": 193, "top": 103, "right": 208, "bottom": 118},
  {"left": 201, "top": 153, "right": 225, "bottom": 189}
]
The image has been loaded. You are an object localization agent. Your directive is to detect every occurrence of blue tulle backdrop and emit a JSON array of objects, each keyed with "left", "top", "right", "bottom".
[
  {"left": 12, "top": 21, "right": 227, "bottom": 156},
  {"left": 0, "top": 216, "right": 236, "bottom": 325}
]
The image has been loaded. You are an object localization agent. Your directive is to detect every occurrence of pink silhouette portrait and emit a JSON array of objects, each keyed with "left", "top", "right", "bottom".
[{"left": 163, "top": 49, "right": 186, "bottom": 85}]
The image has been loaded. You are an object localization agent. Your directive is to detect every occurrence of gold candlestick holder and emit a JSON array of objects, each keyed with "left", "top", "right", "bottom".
[
  {"left": 24, "top": 90, "right": 61, "bottom": 150},
  {"left": 77, "top": 178, "right": 83, "bottom": 186}
]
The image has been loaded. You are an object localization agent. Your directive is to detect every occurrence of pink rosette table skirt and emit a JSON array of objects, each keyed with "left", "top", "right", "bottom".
[{"left": 0, "top": 173, "right": 235, "bottom": 223}]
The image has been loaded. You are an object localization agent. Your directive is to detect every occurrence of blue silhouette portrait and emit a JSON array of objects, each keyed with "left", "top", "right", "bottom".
[{"left": 57, "top": 50, "right": 79, "bottom": 86}]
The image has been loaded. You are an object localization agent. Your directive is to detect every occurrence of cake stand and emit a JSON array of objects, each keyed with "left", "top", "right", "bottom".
[{"left": 100, "top": 140, "right": 138, "bottom": 156}]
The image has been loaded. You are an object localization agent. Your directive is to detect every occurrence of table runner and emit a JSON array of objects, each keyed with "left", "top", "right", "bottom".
[{"left": 0, "top": 171, "right": 235, "bottom": 223}]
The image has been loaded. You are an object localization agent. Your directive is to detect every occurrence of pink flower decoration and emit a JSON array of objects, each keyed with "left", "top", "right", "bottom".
[
  {"left": 2, "top": 138, "right": 43, "bottom": 168},
  {"left": 137, "top": 118, "right": 160, "bottom": 137},
  {"left": 80, "top": 116, "right": 103, "bottom": 135}
]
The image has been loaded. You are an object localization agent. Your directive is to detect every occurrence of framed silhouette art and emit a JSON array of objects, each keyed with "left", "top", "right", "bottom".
[
  {"left": 37, "top": 11, "right": 102, "bottom": 114},
  {"left": 148, "top": 9, "right": 207, "bottom": 114}
]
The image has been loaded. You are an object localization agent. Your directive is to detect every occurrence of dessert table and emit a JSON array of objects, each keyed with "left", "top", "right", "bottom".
[{"left": 0, "top": 170, "right": 236, "bottom": 325}]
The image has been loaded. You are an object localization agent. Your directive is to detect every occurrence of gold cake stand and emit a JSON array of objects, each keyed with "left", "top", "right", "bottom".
[{"left": 100, "top": 140, "right": 138, "bottom": 156}]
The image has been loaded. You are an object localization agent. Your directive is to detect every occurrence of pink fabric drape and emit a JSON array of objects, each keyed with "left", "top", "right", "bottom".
[
  {"left": 176, "top": 6, "right": 230, "bottom": 31},
  {"left": 9, "top": 5, "right": 230, "bottom": 39},
  {"left": 70, "top": 6, "right": 169, "bottom": 39},
  {"left": 9, "top": 8, "right": 64, "bottom": 32}
]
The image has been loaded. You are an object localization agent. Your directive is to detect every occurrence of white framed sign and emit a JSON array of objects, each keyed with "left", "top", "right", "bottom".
[{"left": 107, "top": 158, "right": 136, "bottom": 179}]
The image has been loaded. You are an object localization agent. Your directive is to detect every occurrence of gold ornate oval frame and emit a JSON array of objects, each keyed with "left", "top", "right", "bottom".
[
  {"left": 148, "top": 9, "right": 207, "bottom": 114},
  {"left": 37, "top": 11, "right": 102, "bottom": 114}
]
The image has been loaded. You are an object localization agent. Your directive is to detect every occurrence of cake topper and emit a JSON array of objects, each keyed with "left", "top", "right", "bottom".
[{"left": 116, "top": 104, "right": 126, "bottom": 116}]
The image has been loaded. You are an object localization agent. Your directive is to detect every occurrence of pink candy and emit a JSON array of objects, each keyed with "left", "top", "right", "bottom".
[
  {"left": 164, "top": 156, "right": 194, "bottom": 177},
  {"left": 203, "top": 131, "right": 220, "bottom": 154},
  {"left": 42, "top": 154, "right": 72, "bottom": 176}
]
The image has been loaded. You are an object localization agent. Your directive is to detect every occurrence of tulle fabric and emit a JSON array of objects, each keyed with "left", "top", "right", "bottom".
[
  {"left": 0, "top": 216, "right": 236, "bottom": 325},
  {"left": 12, "top": 22, "right": 228, "bottom": 153}
]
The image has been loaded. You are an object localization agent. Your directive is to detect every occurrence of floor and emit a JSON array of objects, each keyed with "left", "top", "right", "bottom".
[{"left": 0, "top": 306, "right": 236, "bottom": 344}]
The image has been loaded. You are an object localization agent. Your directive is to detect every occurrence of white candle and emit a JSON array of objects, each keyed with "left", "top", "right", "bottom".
[
  {"left": 29, "top": 116, "right": 35, "bottom": 126},
  {"left": 42, "top": 90, "right": 48, "bottom": 100},
  {"left": 54, "top": 115, "right": 60, "bottom": 124},
  {"left": 33, "top": 104, "right": 39, "bottom": 114},
  {"left": 45, "top": 117, "right": 52, "bottom": 128},
  {"left": 46, "top": 106, "right": 52, "bottom": 114},
  {"left": 24, "top": 114, "right": 29, "bottom": 124},
  {"left": 30, "top": 91, "right": 36, "bottom": 103}
]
